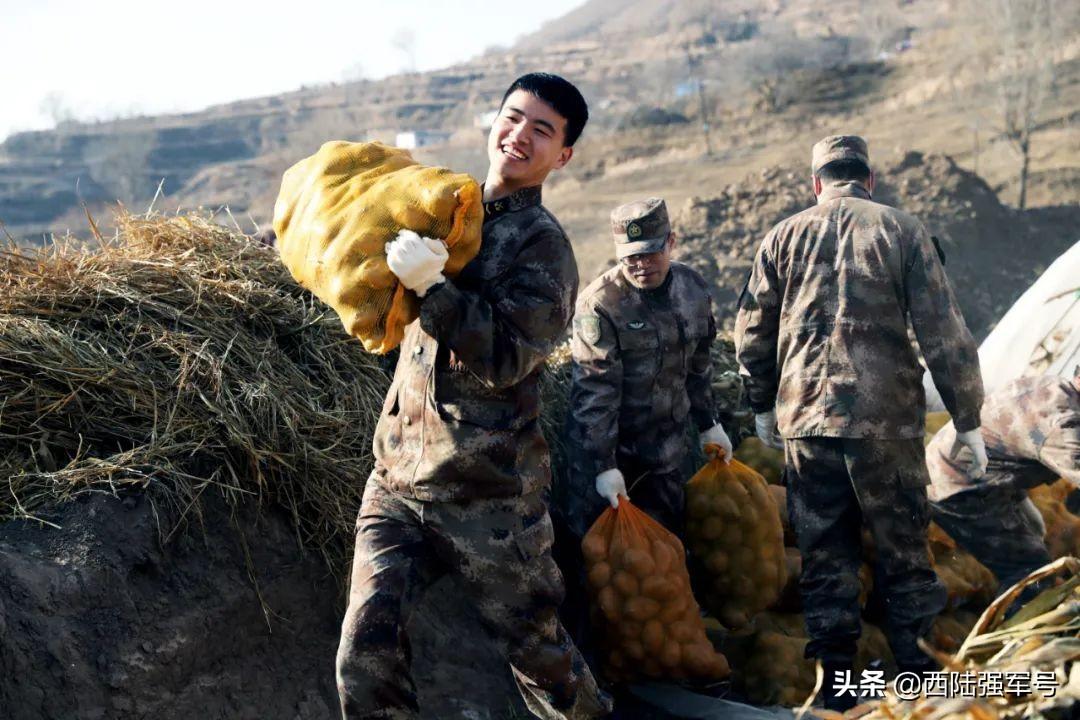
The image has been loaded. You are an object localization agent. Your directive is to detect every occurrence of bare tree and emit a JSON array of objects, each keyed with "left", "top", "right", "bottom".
[{"left": 962, "top": 0, "right": 1075, "bottom": 208}]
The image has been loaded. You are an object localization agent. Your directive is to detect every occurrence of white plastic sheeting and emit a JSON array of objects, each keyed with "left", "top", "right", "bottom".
[{"left": 925, "top": 239, "right": 1080, "bottom": 411}]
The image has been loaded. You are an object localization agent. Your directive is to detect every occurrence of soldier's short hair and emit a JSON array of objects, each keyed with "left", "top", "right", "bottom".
[
  {"left": 816, "top": 158, "right": 872, "bottom": 183},
  {"left": 500, "top": 73, "right": 589, "bottom": 147}
]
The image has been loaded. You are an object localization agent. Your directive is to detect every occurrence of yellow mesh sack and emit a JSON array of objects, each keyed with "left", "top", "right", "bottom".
[
  {"left": 686, "top": 449, "right": 787, "bottom": 628},
  {"left": 273, "top": 141, "right": 482, "bottom": 354},
  {"left": 582, "top": 498, "right": 730, "bottom": 683},
  {"left": 734, "top": 613, "right": 893, "bottom": 707}
]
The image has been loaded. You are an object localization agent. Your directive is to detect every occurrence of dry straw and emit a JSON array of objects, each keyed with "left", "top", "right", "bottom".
[{"left": 0, "top": 212, "right": 389, "bottom": 561}]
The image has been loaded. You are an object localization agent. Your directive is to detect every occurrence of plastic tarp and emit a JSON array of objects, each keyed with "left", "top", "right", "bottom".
[{"left": 925, "top": 239, "right": 1080, "bottom": 411}]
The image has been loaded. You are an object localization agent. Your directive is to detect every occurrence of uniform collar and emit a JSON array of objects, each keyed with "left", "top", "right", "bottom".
[
  {"left": 817, "top": 180, "right": 872, "bottom": 204},
  {"left": 483, "top": 186, "right": 542, "bottom": 218}
]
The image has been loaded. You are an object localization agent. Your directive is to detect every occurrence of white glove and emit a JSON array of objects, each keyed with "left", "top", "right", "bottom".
[
  {"left": 755, "top": 410, "right": 784, "bottom": 450},
  {"left": 700, "top": 423, "right": 733, "bottom": 463},
  {"left": 385, "top": 229, "right": 449, "bottom": 297},
  {"left": 950, "top": 428, "right": 988, "bottom": 480},
  {"left": 595, "top": 468, "right": 626, "bottom": 509}
]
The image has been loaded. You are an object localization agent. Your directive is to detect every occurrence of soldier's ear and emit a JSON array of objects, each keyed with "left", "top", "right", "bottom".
[
  {"left": 667, "top": 232, "right": 677, "bottom": 252},
  {"left": 867, "top": 170, "right": 876, "bottom": 194},
  {"left": 812, "top": 174, "right": 822, "bottom": 197}
]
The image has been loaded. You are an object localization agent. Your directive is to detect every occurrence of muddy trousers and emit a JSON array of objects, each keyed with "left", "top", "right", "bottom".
[
  {"left": 931, "top": 483, "right": 1052, "bottom": 599},
  {"left": 336, "top": 479, "right": 611, "bottom": 720},
  {"left": 784, "top": 437, "right": 947, "bottom": 669}
]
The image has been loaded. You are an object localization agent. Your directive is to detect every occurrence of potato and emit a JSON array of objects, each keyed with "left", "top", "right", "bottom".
[
  {"left": 597, "top": 586, "right": 620, "bottom": 621},
  {"left": 622, "top": 548, "right": 656, "bottom": 578},
  {"left": 652, "top": 541, "right": 676, "bottom": 575},
  {"left": 582, "top": 534, "right": 607, "bottom": 563},
  {"left": 704, "top": 550, "right": 729, "bottom": 574},
  {"left": 669, "top": 620, "right": 695, "bottom": 643},
  {"left": 586, "top": 561, "right": 611, "bottom": 590},
  {"left": 624, "top": 596, "right": 660, "bottom": 622},
  {"left": 659, "top": 640, "right": 682, "bottom": 668},
  {"left": 641, "top": 620, "right": 664, "bottom": 654},
  {"left": 701, "top": 516, "right": 725, "bottom": 540},
  {"left": 612, "top": 570, "right": 639, "bottom": 598},
  {"left": 624, "top": 640, "right": 645, "bottom": 661},
  {"left": 641, "top": 575, "right": 677, "bottom": 601},
  {"left": 618, "top": 620, "right": 643, "bottom": 641}
]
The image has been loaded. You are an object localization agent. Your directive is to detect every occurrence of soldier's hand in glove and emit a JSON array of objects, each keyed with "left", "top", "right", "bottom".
[
  {"left": 386, "top": 229, "right": 449, "bottom": 297},
  {"left": 700, "top": 423, "right": 733, "bottom": 463},
  {"left": 950, "top": 428, "right": 988, "bottom": 480},
  {"left": 755, "top": 410, "right": 784, "bottom": 450},
  {"left": 595, "top": 468, "right": 626, "bottom": 509}
]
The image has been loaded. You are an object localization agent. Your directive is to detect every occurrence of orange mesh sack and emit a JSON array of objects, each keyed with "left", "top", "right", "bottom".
[
  {"left": 273, "top": 141, "right": 483, "bottom": 354},
  {"left": 582, "top": 498, "right": 729, "bottom": 683},
  {"left": 686, "top": 450, "right": 787, "bottom": 628}
]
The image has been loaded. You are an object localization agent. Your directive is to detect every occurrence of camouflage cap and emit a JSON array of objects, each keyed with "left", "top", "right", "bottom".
[
  {"left": 811, "top": 135, "right": 870, "bottom": 175},
  {"left": 610, "top": 197, "right": 670, "bottom": 259}
]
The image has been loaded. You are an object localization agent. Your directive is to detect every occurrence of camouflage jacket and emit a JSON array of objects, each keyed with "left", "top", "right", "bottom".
[
  {"left": 927, "top": 374, "right": 1080, "bottom": 501},
  {"left": 734, "top": 181, "right": 983, "bottom": 439},
  {"left": 567, "top": 263, "right": 717, "bottom": 478},
  {"left": 370, "top": 186, "right": 578, "bottom": 501}
]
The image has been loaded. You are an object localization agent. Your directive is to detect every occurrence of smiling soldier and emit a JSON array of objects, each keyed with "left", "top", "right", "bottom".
[{"left": 335, "top": 73, "right": 612, "bottom": 720}]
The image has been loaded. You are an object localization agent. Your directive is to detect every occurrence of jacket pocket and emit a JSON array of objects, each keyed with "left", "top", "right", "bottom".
[{"left": 514, "top": 513, "right": 554, "bottom": 562}]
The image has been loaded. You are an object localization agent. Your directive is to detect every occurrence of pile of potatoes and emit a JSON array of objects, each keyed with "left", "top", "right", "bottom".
[
  {"left": 685, "top": 457, "right": 787, "bottom": 628},
  {"left": 1029, "top": 479, "right": 1080, "bottom": 559},
  {"left": 583, "top": 504, "right": 730, "bottom": 682},
  {"left": 928, "top": 523, "right": 998, "bottom": 609}
]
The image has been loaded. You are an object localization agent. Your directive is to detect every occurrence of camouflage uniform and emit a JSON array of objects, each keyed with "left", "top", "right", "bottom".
[
  {"left": 734, "top": 136, "right": 984, "bottom": 669},
  {"left": 555, "top": 199, "right": 717, "bottom": 670},
  {"left": 336, "top": 186, "right": 610, "bottom": 720},
  {"left": 927, "top": 374, "right": 1080, "bottom": 594},
  {"left": 562, "top": 261, "right": 717, "bottom": 537}
]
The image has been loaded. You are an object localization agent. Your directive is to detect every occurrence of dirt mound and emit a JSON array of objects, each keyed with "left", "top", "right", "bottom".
[{"left": 674, "top": 152, "right": 1080, "bottom": 338}]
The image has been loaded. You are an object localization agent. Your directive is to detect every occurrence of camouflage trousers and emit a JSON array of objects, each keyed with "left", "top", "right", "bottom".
[
  {"left": 336, "top": 479, "right": 611, "bottom": 720},
  {"left": 784, "top": 437, "right": 947, "bottom": 669},
  {"left": 931, "top": 482, "right": 1052, "bottom": 599}
]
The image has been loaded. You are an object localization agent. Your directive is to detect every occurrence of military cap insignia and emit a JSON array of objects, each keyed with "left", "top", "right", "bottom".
[
  {"left": 580, "top": 315, "right": 601, "bottom": 344},
  {"left": 626, "top": 222, "right": 642, "bottom": 239},
  {"left": 627, "top": 321, "right": 646, "bottom": 330}
]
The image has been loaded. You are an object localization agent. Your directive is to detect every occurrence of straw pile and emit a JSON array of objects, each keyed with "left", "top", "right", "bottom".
[
  {"left": 857, "top": 558, "right": 1080, "bottom": 719},
  {"left": 0, "top": 212, "right": 388, "bottom": 558}
]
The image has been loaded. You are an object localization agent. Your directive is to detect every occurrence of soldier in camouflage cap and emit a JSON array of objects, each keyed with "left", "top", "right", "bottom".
[
  {"left": 336, "top": 73, "right": 612, "bottom": 720},
  {"left": 554, "top": 196, "right": 732, "bottom": 663},
  {"left": 927, "top": 368, "right": 1080, "bottom": 600},
  {"left": 735, "top": 135, "right": 986, "bottom": 711}
]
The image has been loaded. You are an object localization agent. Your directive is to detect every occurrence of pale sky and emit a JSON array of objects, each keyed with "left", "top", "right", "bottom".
[{"left": 0, "top": 0, "right": 585, "bottom": 141}]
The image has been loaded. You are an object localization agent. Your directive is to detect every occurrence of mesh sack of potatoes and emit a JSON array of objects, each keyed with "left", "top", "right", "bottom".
[
  {"left": 928, "top": 522, "right": 997, "bottom": 609},
  {"left": 582, "top": 497, "right": 730, "bottom": 682},
  {"left": 274, "top": 141, "right": 483, "bottom": 354},
  {"left": 735, "top": 613, "right": 894, "bottom": 706},
  {"left": 1029, "top": 479, "right": 1080, "bottom": 559},
  {"left": 928, "top": 610, "right": 979, "bottom": 654},
  {"left": 732, "top": 437, "right": 785, "bottom": 485},
  {"left": 685, "top": 450, "right": 787, "bottom": 628}
]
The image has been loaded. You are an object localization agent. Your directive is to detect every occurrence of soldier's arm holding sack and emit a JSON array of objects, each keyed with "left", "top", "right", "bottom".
[
  {"left": 903, "top": 222, "right": 984, "bottom": 433},
  {"left": 735, "top": 230, "right": 784, "bottom": 448},
  {"left": 399, "top": 227, "right": 577, "bottom": 390},
  {"left": 569, "top": 303, "right": 623, "bottom": 480}
]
